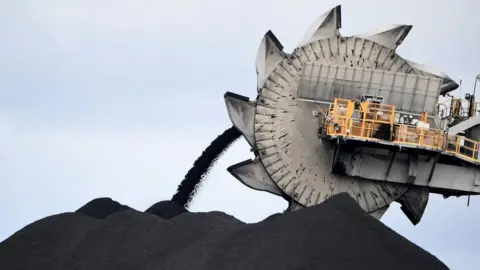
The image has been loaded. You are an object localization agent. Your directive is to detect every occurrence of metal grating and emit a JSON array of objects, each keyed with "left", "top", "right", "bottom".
[{"left": 297, "top": 63, "right": 443, "bottom": 114}]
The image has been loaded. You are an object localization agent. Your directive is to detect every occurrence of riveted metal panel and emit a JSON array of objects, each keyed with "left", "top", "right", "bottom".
[{"left": 298, "top": 63, "right": 443, "bottom": 114}]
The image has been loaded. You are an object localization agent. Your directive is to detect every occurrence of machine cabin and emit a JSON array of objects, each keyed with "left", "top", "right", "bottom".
[{"left": 321, "top": 97, "right": 480, "bottom": 165}]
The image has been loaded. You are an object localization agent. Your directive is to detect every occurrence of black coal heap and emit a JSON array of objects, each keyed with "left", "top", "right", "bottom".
[{"left": 0, "top": 193, "right": 449, "bottom": 270}]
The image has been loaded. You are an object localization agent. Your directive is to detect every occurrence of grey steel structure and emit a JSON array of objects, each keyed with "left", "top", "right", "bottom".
[
  {"left": 298, "top": 63, "right": 443, "bottom": 115},
  {"left": 223, "top": 5, "right": 478, "bottom": 225}
]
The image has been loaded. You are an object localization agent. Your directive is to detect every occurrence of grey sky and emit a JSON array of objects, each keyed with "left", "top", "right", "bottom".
[{"left": 1, "top": 0, "right": 479, "bottom": 269}]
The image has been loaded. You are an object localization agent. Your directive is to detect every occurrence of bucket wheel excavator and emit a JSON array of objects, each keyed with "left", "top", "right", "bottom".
[{"left": 223, "top": 5, "right": 480, "bottom": 225}]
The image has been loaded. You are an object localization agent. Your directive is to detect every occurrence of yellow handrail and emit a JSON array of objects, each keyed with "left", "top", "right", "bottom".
[
  {"left": 324, "top": 98, "right": 480, "bottom": 163},
  {"left": 437, "top": 98, "right": 480, "bottom": 117}
]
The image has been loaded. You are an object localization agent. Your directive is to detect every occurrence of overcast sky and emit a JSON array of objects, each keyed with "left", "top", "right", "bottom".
[{"left": 1, "top": 0, "right": 480, "bottom": 269}]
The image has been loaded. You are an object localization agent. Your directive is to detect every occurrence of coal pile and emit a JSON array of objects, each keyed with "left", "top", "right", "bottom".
[
  {"left": 75, "top": 197, "right": 133, "bottom": 219},
  {"left": 0, "top": 193, "right": 448, "bottom": 270}
]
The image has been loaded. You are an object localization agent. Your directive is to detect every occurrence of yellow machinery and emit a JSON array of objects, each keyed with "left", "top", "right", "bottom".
[
  {"left": 323, "top": 98, "right": 479, "bottom": 163},
  {"left": 223, "top": 5, "right": 480, "bottom": 226},
  {"left": 437, "top": 96, "right": 480, "bottom": 119}
]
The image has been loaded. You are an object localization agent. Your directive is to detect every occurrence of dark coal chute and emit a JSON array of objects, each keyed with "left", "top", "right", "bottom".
[{"left": 171, "top": 125, "right": 241, "bottom": 207}]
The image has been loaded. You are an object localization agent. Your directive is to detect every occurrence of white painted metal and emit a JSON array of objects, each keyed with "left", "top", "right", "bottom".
[
  {"left": 227, "top": 158, "right": 284, "bottom": 196},
  {"left": 339, "top": 151, "right": 480, "bottom": 193},
  {"left": 297, "top": 5, "right": 341, "bottom": 48},
  {"left": 405, "top": 59, "right": 458, "bottom": 94},
  {"left": 256, "top": 31, "right": 286, "bottom": 90},
  {"left": 254, "top": 46, "right": 407, "bottom": 212},
  {"left": 225, "top": 95, "right": 256, "bottom": 146},
  {"left": 448, "top": 115, "right": 480, "bottom": 135},
  {"left": 298, "top": 63, "right": 443, "bottom": 114},
  {"left": 224, "top": 5, "right": 461, "bottom": 219},
  {"left": 357, "top": 25, "right": 412, "bottom": 50}
]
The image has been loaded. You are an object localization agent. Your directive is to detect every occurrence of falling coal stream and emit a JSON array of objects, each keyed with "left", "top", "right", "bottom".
[{"left": 171, "top": 125, "right": 241, "bottom": 208}]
